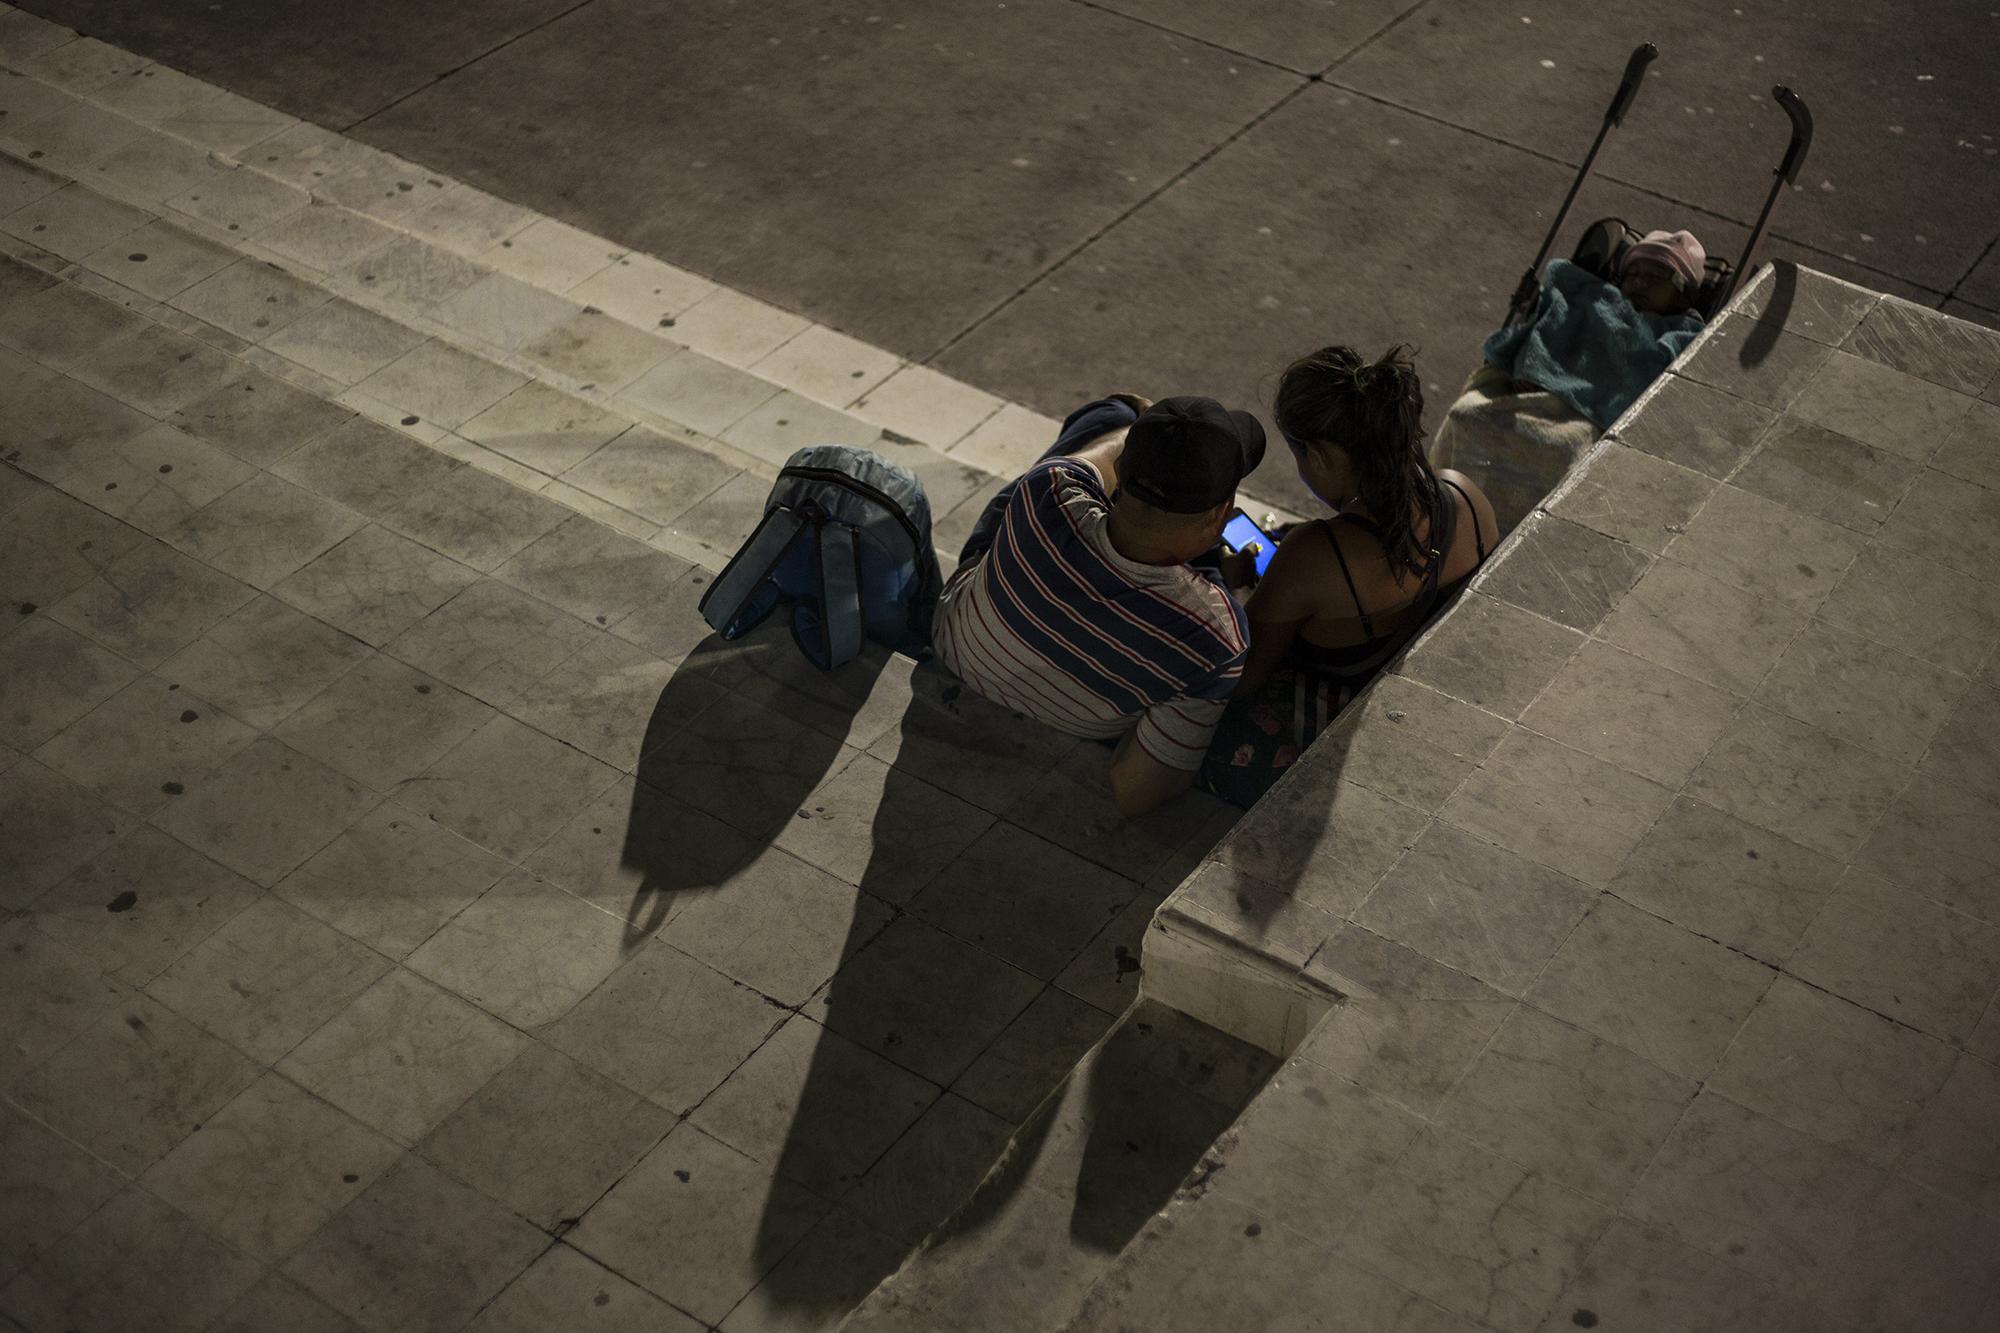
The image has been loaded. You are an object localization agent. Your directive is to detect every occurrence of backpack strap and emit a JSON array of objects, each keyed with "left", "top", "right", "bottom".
[
  {"left": 699, "top": 506, "right": 809, "bottom": 637},
  {"left": 814, "top": 522, "right": 863, "bottom": 667}
]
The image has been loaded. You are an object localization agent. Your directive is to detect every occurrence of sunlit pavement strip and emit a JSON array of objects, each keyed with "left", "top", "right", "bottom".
[{"left": 0, "top": 6, "right": 1303, "bottom": 579}]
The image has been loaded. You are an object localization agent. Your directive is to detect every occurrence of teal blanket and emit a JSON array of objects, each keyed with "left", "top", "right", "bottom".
[{"left": 1482, "top": 259, "right": 1705, "bottom": 431}]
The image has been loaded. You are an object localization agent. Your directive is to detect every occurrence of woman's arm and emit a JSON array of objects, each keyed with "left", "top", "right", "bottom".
[{"left": 1232, "top": 527, "right": 1325, "bottom": 694}]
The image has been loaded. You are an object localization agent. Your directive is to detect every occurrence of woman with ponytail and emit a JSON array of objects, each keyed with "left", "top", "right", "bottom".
[{"left": 1199, "top": 345, "right": 1497, "bottom": 806}]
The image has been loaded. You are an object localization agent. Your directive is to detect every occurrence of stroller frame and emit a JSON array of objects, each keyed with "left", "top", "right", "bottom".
[{"left": 1503, "top": 42, "right": 1814, "bottom": 327}]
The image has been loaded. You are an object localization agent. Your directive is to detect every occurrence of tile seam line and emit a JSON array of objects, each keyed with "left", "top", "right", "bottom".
[
  {"left": 1942, "top": 232, "right": 1998, "bottom": 304},
  {"left": 923, "top": 80, "right": 1311, "bottom": 366},
  {"left": 1315, "top": 0, "right": 1444, "bottom": 79},
  {"left": 334, "top": 0, "right": 605, "bottom": 136}
]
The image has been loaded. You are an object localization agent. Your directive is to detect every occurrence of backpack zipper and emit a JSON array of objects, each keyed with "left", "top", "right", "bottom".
[{"left": 777, "top": 464, "right": 926, "bottom": 548}]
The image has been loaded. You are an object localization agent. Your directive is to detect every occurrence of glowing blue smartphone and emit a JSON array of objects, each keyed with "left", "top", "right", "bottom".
[{"left": 1222, "top": 511, "right": 1276, "bottom": 577}]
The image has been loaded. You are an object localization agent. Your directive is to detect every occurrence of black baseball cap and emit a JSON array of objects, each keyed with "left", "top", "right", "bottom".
[{"left": 1120, "top": 396, "right": 1267, "bottom": 514}]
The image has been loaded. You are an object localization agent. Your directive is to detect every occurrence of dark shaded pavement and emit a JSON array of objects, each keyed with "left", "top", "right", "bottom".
[{"left": 28, "top": 0, "right": 1997, "bottom": 506}]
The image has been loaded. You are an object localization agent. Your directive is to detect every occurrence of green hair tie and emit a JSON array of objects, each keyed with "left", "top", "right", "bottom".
[{"left": 1352, "top": 364, "right": 1372, "bottom": 392}]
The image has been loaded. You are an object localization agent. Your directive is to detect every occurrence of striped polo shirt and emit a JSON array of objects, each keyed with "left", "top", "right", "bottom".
[{"left": 933, "top": 456, "right": 1248, "bottom": 770}]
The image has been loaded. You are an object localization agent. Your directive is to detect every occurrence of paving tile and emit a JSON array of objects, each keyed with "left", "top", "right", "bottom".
[
  {"left": 0, "top": 758, "right": 135, "bottom": 910},
  {"left": 693, "top": 1012, "right": 936, "bottom": 1197},
  {"left": 395, "top": 181, "right": 531, "bottom": 251},
  {"left": 167, "top": 471, "right": 366, "bottom": 588},
  {"left": 1310, "top": 676, "right": 1509, "bottom": 814},
  {"left": 1898, "top": 1051, "right": 2000, "bottom": 1212},
  {"left": 1439, "top": 728, "right": 1674, "bottom": 888},
  {"left": 141, "top": 1071, "right": 400, "bottom": 1264},
  {"left": 1540, "top": 1216, "right": 1824, "bottom": 1333},
  {"left": 170, "top": 256, "right": 331, "bottom": 343},
  {"left": 649, "top": 688, "right": 855, "bottom": 836},
  {"left": 276, "top": 798, "right": 506, "bottom": 960},
  {"left": 273, "top": 523, "right": 481, "bottom": 646},
  {"left": 272, "top": 651, "right": 492, "bottom": 793},
  {"left": 484, "top": 216, "right": 624, "bottom": 288},
  {"left": 776, "top": 752, "right": 995, "bottom": 907},
  {"left": 1709, "top": 974, "right": 1956, "bottom": 1166},
  {"left": 750, "top": 323, "right": 900, "bottom": 405},
  {"left": 167, "top": 159, "right": 312, "bottom": 233},
  {"left": 1603, "top": 371, "right": 1777, "bottom": 479},
  {"left": 1197, "top": 762, "right": 1410, "bottom": 916},
  {"left": 0, "top": 615, "right": 141, "bottom": 751},
  {"left": 342, "top": 232, "right": 484, "bottom": 311},
  {"left": 0, "top": 148, "right": 66, "bottom": 213},
  {"left": 663, "top": 846, "right": 893, "bottom": 1007},
  {"left": 30, "top": 823, "right": 258, "bottom": 989},
  {"left": 656, "top": 467, "right": 765, "bottom": 557},
  {"left": 0, "top": 181, "right": 150, "bottom": 260},
  {"left": 951, "top": 983, "right": 1117, "bottom": 1124},
  {"left": 668, "top": 286, "right": 811, "bottom": 369},
  {"left": 45, "top": 419, "right": 259, "bottom": 538},
  {"left": 870, "top": 427, "right": 994, "bottom": 520},
  {"left": 1434, "top": 1002, "right": 1693, "bottom": 1207},
  {"left": 354, "top": 339, "right": 528, "bottom": 429},
  {"left": 35, "top": 673, "right": 258, "bottom": 819},
  {"left": 1535, "top": 891, "right": 1777, "bottom": 1079},
  {"left": 1547, "top": 442, "right": 1716, "bottom": 555},
  {"left": 1608, "top": 796, "right": 1840, "bottom": 965},
  {"left": 1732, "top": 416, "right": 1922, "bottom": 536},
  {"left": 154, "top": 735, "right": 378, "bottom": 886},
  {"left": 262, "top": 295, "right": 429, "bottom": 384},
  {"left": 1665, "top": 482, "right": 1867, "bottom": 611},
  {"left": 384, "top": 577, "right": 595, "bottom": 707},
  {"left": 1822, "top": 1174, "right": 2000, "bottom": 1333},
  {"left": 494, "top": 511, "right": 691, "bottom": 626},
  {"left": 461, "top": 380, "right": 629, "bottom": 475},
  {"left": 1477, "top": 515, "right": 1651, "bottom": 634},
  {"left": 434, "top": 269, "right": 580, "bottom": 349},
  {"left": 464, "top": 1242, "right": 704, "bottom": 1333},
  {"left": 1171, "top": 860, "right": 1344, "bottom": 976},
  {"left": 1817, "top": 540, "right": 2000, "bottom": 675},
  {"left": 1753, "top": 618, "right": 1967, "bottom": 764},
  {"left": 710, "top": 632, "right": 915, "bottom": 755},
  {"left": 504, "top": 634, "right": 686, "bottom": 771},
  {"left": 1731, "top": 264, "right": 1880, "bottom": 347},
  {"left": 255, "top": 199, "right": 396, "bottom": 270},
  {"left": 1930, "top": 397, "right": 2000, "bottom": 491},
  {"left": 807, "top": 913, "right": 1044, "bottom": 1086},
  {"left": 46, "top": 536, "right": 256, "bottom": 667},
  {"left": 1875, "top": 466, "right": 2000, "bottom": 580},
  {"left": 1685, "top": 704, "right": 1906, "bottom": 861},
  {"left": 421, "top": 1041, "right": 671, "bottom": 1230},
  {"left": 273, "top": 413, "right": 464, "bottom": 521},
  {"left": 1787, "top": 348, "right": 1976, "bottom": 464},
  {"left": 0, "top": 914, "right": 125, "bottom": 1087},
  {"left": 1674, "top": 318, "right": 1836, "bottom": 413},
  {"left": 67, "top": 320, "right": 237, "bottom": 417},
  {"left": 158, "top": 593, "right": 369, "bottom": 728},
  {"left": 3, "top": 373, "right": 154, "bottom": 485},
  {"left": 1298, "top": 926, "right": 1517, "bottom": 1120},
  {"left": 559, "top": 423, "right": 740, "bottom": 526},
  {"left": 0, "top": 1100, "right": 127, "bottom": 1282},
  {"left": 0, "top": 485, "right": 149, "bottom": 620},
  {"left": 0, "top": 273, "right": 147, "bottom": 370},
  {"left": 845, "top": 1090, "right": 1013, "bottom": 1244},
  {"left": 544, "top": 938, "right": 784, "bottom": 1113},
  {"left": 206, "top": 1274, "right": 366, "bottom": 1333},
  {"left": 0, "top": 1187, "right": 262, "bottom": 1333},
  {"left": 1918, "top": 681, "right": 2000, "bottom": 807},
  {"left": 79, "top": 216, "right": 234, "bottom": 301},
  {"left": 1843, "top": 296, "right": 2000, "bottom": 396},
  {"left": 1624, "top": 1088, "right": 1887, "bottom": 1299},
  {"left": 1355, "top": 819, "right": 1593, "bottom": 996},
  {"left": 383, "top": 463, "right": 572, "bottom": 571},
  {"left": 279, "top": 965, "right": 530, "bottom": 1144},
  {"left": 284, "top": 1154, "right": 548, "bottom": 1333},
  {"left": 1341, "top": 1127, "right": 1608, "bottom": 1333},
  {"left": 866, "top": 667, "right": 1078, "bottom": 815},
  {"left": 918, "top": 806, "right": 1140, "bottom": 965},
  {"left": 526, "top": 775, "right": 755, "bottom": 924},
  {"left": 149, "top": 891, "right": 389, "bottom": 1061},
  {"left": 313, "top": 153, "right": 450, "bottom": 225},
  {"left": 568, "top": 1123, "right": 829, "bottom": 1326},
  {"left": 850, "top": 363, "right": 1001, "bottom": 449},
  {"left": 1521, "top": 641, "right": 1740, "bottom": 786},
  {"left": 87, "top": 125, "right": 228, "bottom": 200},
  {"left": 170, "top": 373, "right": 346, "bottom": 471},
  {"left": 720, "top": 389, "right": 880, "bottom": 470},
  {"left": 566, "top": 250, "right": 715, "bottom": 328},
  {"left": 406, "top": 868, "right": 628, "bottom": 1026},
  {"left": 1858, "top": 772, "right": 2000, "bottom": 927},
  {"left": 522, "top": 308, "right": 673, "bottom": 391},
  {"left": 1786, "top": 869, "right": 2000, "bottom": 1043},
  {"left": 15, "top": 988, "right": 260, "bottom": 1172},
  {"left": 719, "top": 1205, "right": 907, "bottom": 1333},
  {"left": 607, "top": 564, "right": 720, "bottom": 664}
]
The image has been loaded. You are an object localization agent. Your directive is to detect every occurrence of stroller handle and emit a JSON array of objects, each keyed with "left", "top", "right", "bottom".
[
  {"left": 1606, "top": 43, "right": 1659, "bottom": 127},
  {"left": 1773, "top": 86, "right": 1813, "bottom": 185}
]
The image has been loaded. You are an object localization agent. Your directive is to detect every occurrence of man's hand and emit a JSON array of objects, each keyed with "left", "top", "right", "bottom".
[{"left": 1216, "top": 545, "right": 1263, "bottom": 592}]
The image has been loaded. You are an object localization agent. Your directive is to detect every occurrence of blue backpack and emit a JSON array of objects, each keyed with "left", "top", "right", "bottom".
[{"left": 698, "top": 445, "right": 943, "bottom": 669}]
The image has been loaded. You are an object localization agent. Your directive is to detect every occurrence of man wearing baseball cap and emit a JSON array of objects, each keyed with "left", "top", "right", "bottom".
[{"left": 934, "top": 393, "right": 1265, "bottom": 815}]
